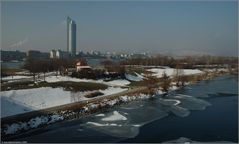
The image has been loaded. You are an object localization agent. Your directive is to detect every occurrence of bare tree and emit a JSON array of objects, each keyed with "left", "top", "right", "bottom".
[
  {"left": 24, "top": 58, "right": 41, "bottom": 82},
  {"left": 174, "top": 64, "right": 185, "bottom": 87},
  {"left": 160, "top": 72, "right": 171, "bottom": 92}
]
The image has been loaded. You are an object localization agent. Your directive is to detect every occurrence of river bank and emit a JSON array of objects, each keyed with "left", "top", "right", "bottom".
[
  {"left": 1, "top": 68, "right": 236, "bottom": 140},
  {"left": 4, "top": 75, "right": 238, "bottom": 143}
]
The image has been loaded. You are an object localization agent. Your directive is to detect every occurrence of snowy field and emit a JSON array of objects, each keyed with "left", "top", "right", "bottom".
[
  {"left": 2, "top": 75, "right": 32, "bottom": 80},
  {"left": 104, "top": 79, "right": 130, "bottom": 87},
  {"left": 1, "top": 86, "right": 127, "bottom": 118},
  {"left": 2, "top": 74, "right": 133, "bottom": 87},
  {"left": 125, "top": 72, "right": 144, "bottom": 81},
  {"left": 147, "top": 68, "right": 203, "bottom": 78},
  {"left": 44, "top": 75, "right": 101, "bottom": 83}
]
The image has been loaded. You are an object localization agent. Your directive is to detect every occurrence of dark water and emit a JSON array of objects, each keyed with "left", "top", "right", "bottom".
[
  {"left": 12, "top": 76, "right": 238, "bottom": 143},
  {"left": 1, "top": 61, "right": 25, "bottom": 69}
]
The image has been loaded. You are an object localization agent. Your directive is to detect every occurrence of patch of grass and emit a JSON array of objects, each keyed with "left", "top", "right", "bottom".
[
  {"left": 128, "top": 77, "right": 161, "bottom": 87},
  {"left": 1, "top": 81, "right": 35, "bottom": 91},
  {"left": 84, "top": 91, "right": 104, "bottom": 98},
  {"left": 128, "top": 80, "right": 149, "bottom": 87},
  {"left": 1, "top": 68, "right": 24, "bottom": 76},
  {"left": 46, "top": 81, "right": 108, "bottom": 92},
  {"left": 1, "top": 81, "right": 108, "bottom": 92}
]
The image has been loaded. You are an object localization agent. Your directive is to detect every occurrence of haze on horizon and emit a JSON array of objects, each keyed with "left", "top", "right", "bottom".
[{"left": 1, "top": 1, "right": 238, "bottom": 57}]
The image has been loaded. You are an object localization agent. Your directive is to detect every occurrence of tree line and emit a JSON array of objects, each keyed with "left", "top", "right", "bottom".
[
  {"left": 120, "top": 55, "right": 238, "bottom": 68},
  {"left": 24, "top": 58, "right": 85, "bottom": 81}
]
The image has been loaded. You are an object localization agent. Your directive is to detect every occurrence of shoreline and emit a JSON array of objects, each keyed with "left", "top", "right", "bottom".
[
  {"left": 4, "top": 74, "right": 237, "bottom": 142},
  {"left": 1, "top": 71, "right": 235, "bottom": 140}
]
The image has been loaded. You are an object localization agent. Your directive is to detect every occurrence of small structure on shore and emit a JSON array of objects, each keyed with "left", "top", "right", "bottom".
[{"left": 76, "top": 61, "right": 91, "bottom": 72}]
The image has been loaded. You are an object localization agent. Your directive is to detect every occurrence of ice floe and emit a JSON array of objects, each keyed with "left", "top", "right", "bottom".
[
  {"left": 101, "top": 111, "right": 127, "bottom": 121},
  {"left": 95, "top": 113, "right": 105, "bottom": 117},
  {"left": 169, "top": 94, "right": 211, "bottom": 110},
  {"left": 162, "top": 137, "right": 235, "bottom": 143},
  {"left": 81, "top": 93, "right": 212, "bottom": 138}
]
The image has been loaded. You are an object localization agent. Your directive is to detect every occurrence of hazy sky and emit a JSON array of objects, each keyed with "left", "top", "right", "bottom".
[{"left": 1, "top": 1, "right": 238, "bottom": 56}]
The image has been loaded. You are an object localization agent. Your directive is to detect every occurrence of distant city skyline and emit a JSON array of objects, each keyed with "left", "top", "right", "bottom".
[{"left": 1, "top": 1, "right": 238, "bottom": 56}]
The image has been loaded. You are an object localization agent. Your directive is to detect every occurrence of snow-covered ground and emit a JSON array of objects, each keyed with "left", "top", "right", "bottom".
[
  {"left": 2, "top": 92, "right": 212, "bottom": 136},
  {"left": 45, "top": 75, "right": 102, "bottom": 83},
  {"left": 2, "top": 93, "right": 154, "bottom": 135},
  {"left": 147, "top": 68, "right": 203, "bottom": 78},
  {"left": 0, "top": 86, "right": 127, "bottom": 118},
  {"left": 2, "top": 75, "right": 32, "bottom": 80},
  {"left": 125, "top": 73, "right": 144, "bottom": 81},
  {"left": 1, "top": 87, "right": 72, "bottom": 118},
  {"left": 104, "top": 79, "right": 130, "bottom": 87},
  {"left": 99, "top": 87, "right": 127, "bottom": 96}
]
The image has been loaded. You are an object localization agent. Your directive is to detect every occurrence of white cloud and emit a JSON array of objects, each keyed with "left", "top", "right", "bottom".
[{"left": 9, "top": 37, "right": 29, "bottom": 48}]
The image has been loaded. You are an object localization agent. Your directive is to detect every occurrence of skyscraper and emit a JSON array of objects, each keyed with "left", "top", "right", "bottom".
[{"left": 67, "top": 16, "right": 76, "bottom": 56}]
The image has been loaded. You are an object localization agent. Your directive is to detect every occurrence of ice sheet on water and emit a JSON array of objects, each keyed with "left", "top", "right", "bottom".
[
  {"left": 95, "top": 113, "right": 105, "bottom": 117},
  {"left": 162, "top": 137, "right": 235, "bottom": 143},
  {"left": 82, "top": 93, "right": 211, "bottom": 138},
  {"left": 101, "top": 111, "right": 127, "bottom": 121},
  {"left": 168, "top": 105, "right": 190, "bottom": 117},
  {"left": 84, "top": 122, "right": 139, "bottom": 138},
  {"left": 157, "top": 94, "right": 211, "bottom": 117},
  {"left": 82, "top": 102, "right": 169, "bottom": 138},
  {"left": 168, "top": 94, "right": 211, "bottom": 110},
  {"left": 158, "top": 98, "right": 190, "bottom": 117},
  {"left": 158, "top": 98, "right": 181, "bottom": 106}
]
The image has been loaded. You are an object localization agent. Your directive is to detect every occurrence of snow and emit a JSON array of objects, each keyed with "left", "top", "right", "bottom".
[
  {"left": 3, "top": 115, "right": 63, "bottom": 135},
  {"left": 169, "top": 85, "right": 180, "bottom": 91},
  {"left": 2, "top": 75, "right": 31, "bottom": 80},
  {"left": 125, "top": 73, "right": 143, "bottom": 81},
  {"left": 147, "top": 68, "right": 203, "bottom": 78},
  {"left": 87, "top": 122, "right": 106, "bottom": 126},
  {"left": 99, "top": 87, "right": 128, "bottom": 96},
  {"left": 47, "top": 115, "right": 64, "bottom": 124},
  {"left": 132, "top": 124, "right": 141, "bottom": 127},
  {"left": 44, "top": 75, "right": 131, "bottom": 87},
  {"left": 1, "top": 96, "right": 33, "bottom": 118},
  {"left": 134, "top": 72, "right": 145, "bottom": 79},
  {"left": 95, "top": 114, "right": 105, "bottom": 117},
  {"left": 86, "top": 122, "right": 122, "bottom": 127},
  {"left": 0, "top": 87, "right": 86, "bottom": 118},
  {"left": 105, "top": 79, "right": 130, "bottom": 86},
  {"left": 156, "top": 90, "right": 165, "bottom": 95},
  {"left": 101, "top": 111, "right": 127, "bottom": 121},
  {"left": 45, "top": 75, "right": 99, "bottom": 83},
  {"left": 1, "top": 86, "right": 128, "bottom": 118}
]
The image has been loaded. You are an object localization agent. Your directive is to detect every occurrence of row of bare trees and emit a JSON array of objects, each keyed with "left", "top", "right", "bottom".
[
  {"left": 24, "top": 58, "right": 84, "bottom": 81},
  {"left": 120, "top": 55, "right": 238, "bottom": 68}
]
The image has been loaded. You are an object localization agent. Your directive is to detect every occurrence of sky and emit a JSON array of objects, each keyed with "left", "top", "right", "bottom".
[{"left": 1, "top": 0, "right": 238, "bottom": 56}]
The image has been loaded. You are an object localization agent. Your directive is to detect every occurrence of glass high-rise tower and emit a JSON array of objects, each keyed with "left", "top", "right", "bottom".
[{"left": 67, "top": 17, "right": 76, "bottom": 56}]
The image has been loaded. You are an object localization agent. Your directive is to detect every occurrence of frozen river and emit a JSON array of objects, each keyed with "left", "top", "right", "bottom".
[{"left": 11, "top": 76, "right": 238, "bottom": 143}]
